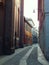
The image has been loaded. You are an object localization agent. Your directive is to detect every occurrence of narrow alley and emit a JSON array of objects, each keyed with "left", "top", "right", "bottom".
[{"left": 0, "top": 0, "right": 49, "bottom": 65}]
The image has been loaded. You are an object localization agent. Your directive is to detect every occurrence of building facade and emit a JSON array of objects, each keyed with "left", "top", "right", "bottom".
[
  {"left": 14, "top": 0, "right": 24, "bottom": 48},
  {"left": 44, "top": 0, "right": 49, "bottom": 60},
  {"left": 38, "top": 0, "right": 49, "bottom": 60},
  {"left": 0, "top": 0, "right": 24, "bottom": 55},
  {"left": 38, "top": 0, "right": 45, "bottom": 52},
  {"left": 24, "top": 17, "right": 33, "bottom": 46},
  {"left": 32, "top": 27, "right": 38, "bottom": 43},
  {"left": 0, "top": 0, "right": 5, "bottom": 54}
]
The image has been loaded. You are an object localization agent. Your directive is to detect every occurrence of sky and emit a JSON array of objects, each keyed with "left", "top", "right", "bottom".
[{"left": 24, "top": 0, "right": 39, "bottom": 30}]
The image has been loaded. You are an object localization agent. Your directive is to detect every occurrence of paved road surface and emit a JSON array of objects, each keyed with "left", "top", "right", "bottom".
[{"left": 0, "top": 44, "right": 49, "bottom": 65}]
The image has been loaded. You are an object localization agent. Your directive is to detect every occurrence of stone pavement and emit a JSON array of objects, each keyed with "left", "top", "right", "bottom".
[
  {"left": 0, "top": 46, "right": 31, "bottom": 65},
  {"left": 27, "top": 47, "right": 42, "bottom": 65},
  {"left": 0, "top": 44, "right": 49, "bottom": 65},
  {"left": 20, "top": 44, "right": 49, "bottom": 65}
]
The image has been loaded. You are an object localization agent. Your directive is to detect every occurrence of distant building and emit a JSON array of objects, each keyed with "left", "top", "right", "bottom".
[
  {"left": 24, "top": 17, "right": 38, "bottom": 44},
  {"left": 32, "top": 27, "right": 38, "bottom": 43},
  {"left": 24, "top": 17, "right": 33, "bottom": 46},
  {"left": 38, "top": 0, "right": 49, "bottom": 60}
]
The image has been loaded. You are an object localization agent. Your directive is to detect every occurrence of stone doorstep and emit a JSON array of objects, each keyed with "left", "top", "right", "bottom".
[{"left": 0, "top": 46, "right": 30, "bottom": 65}]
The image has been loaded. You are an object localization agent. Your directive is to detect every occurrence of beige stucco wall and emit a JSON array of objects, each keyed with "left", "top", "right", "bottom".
[{"left": 14, "top": 0, "right": 20, "bottom": 36}]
